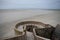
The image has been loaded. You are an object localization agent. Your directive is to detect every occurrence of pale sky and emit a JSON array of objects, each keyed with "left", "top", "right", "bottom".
[{"left": 0, "top": 0, "right": 60, "bottom": 9}]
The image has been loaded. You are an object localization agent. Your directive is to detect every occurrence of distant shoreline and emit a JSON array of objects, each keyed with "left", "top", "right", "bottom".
[{"left": 0, "top": 9, "right": 60, "bottom": 11}]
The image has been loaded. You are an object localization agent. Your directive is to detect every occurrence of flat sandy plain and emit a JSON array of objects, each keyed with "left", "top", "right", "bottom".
[{"left": 0, "top": 10, "right": 60, "bottom": 40}]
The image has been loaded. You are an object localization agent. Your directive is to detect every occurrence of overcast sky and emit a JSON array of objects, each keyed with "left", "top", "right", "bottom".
[{"left": 0, "top": 0, "right": 60, "bottom": 9}]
